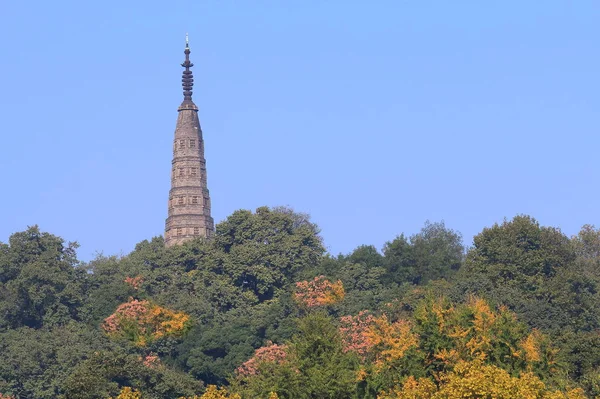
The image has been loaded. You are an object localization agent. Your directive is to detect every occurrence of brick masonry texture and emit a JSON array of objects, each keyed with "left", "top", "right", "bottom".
[{"left": 164, "top": 100, "right": 214, "bottom": 247}]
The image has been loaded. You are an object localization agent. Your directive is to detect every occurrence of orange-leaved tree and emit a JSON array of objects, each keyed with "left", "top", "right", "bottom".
[
  {"left": 142, "top": 352, "right": 160, "bottom": 368},
  {"left": 294, "top": 275, "right": 345, "bottom": 308},
  {"left": 102, "top": 298, "right": 190, "bottom": 346},
  {"left": 124, "top": 275, "right": 143, "bottom": 290},
  {"left": 236, "top": 342, "right": 291, "bottom": 377},
  {"left": 339, "top": 310, "right": 375, "bottom": 358}
]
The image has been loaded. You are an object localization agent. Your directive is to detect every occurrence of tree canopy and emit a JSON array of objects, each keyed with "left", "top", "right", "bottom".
[{"left": 0, "top": 210, "right": 599, "bottom": 398}]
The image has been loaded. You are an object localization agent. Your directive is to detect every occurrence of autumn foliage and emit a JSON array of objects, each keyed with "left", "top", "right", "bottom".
[
  {"left": 339, "top": 310, "right": 375, "bottom": 358},
  {"left": 294, "top": 275, "right": 345, "bottom": 307},
  {"left": 102, "top": 298, "right": 190, "bottom": 346},
  {"left": 368, "top": 316, "right": 419, "bottom": 372},
  {"left": 110, "top": 387, "right": 142, "bottom": 399},
  {"left": 101, "top": 291, "right": 586, "bottom": 398},
  {"left": 181, "top": 385, "right": 242, "bottom": 399},
  {"left": 330, "top": 294, "right": 586, "bottom": 398},
  {"left": 112, "top": 384, "right": 244, "bottom": 399},
  {"left": 236, "top": 342, "right": 290, "bottom": 377},
  {"left": 379, "top": 360, "right": 586, "bottom": 399},
  {"left": 3, "top": 216, "right": 598, "bottom": 398},
  {"left": 339, "top": 295, "right": 557, "bottom": 374},
  {"left": 124, "top": 275, "right": 143, "bottom": 290},
  {"left": 110, "top": 385, "right": 245, "bottom": 399},
  {"left": 142, "top": 353, "right": 160, "bottom": 368},
  {"left": 409, "top": 295, "right": 558, "bottom": 376}
]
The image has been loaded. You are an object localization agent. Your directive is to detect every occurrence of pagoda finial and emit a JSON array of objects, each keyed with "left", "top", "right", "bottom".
[{"left": 181, "top": 34, "right": 194, "bottom": 103}]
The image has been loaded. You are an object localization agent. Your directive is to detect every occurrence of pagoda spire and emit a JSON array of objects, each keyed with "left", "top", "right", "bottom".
[{"left": 181, "top": 33, "right": 194, "bottom": 104}]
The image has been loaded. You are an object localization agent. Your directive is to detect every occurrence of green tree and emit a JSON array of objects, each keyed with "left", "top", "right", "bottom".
[
  {"left": 383, "top": 222, "right": 463, "bottom": 285},
  {"left": 179, "top": 298, "right": 298, "bottom": 386},
  {"left": 0, "top": 323, "right": 115, "bottom": 399},
  {"left": 382, "top": 234, "right": 415, "bottom": 285},
  {"left": 335, "top": 261, "right": 388, "bottom": 315},
  {"left": 0, "top": 226, "right": 85, "bottom": 329},
  {"left": 461, "top": 215, "right": 573, "bottom": 286},
  {"left": 80, "top": 254, "right": 137, "bottom": 325},
  {"left": 215, "top": 207, "right": 324, "bottom": 301},
  {"left": 291, "top": 312, "right": 359, "bottom": 398},
  {"left": 233, "top": 312, "right": 359, "bottom": 399},
  {"left": 61, "top": 351, "right": 202, "bottom": 399},
  {"left": 347, "top": 245, "right": 385, "bottom": 270},
  {"left": 410, "top": 221, "right": 463, "bottom": 284}
]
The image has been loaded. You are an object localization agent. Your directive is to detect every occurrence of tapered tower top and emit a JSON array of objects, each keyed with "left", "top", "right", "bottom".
[
  {"left": 181, "top": 33, "right": 195, "bottom": 105},
  {"left": 165, "top": 35, "right": 214, "bottom": 247}
]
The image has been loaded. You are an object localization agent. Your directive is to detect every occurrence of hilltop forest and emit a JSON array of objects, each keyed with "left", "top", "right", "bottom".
[{"left": 1, "top": 206, "right": 600, "bottom": 398}]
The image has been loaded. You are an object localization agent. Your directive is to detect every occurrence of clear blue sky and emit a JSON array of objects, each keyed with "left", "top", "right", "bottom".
[{"left": 1, "top": 1, "right": 599, "bottom": 261}]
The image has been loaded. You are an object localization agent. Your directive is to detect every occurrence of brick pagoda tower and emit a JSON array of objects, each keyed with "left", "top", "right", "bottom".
[{"left": 165, "top": 36, "right": 214, "bottom": 247}]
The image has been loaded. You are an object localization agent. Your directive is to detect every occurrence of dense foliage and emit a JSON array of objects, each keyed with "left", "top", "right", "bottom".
[{"left": 1, "top": 208, "right": 599, "bottom": 398}]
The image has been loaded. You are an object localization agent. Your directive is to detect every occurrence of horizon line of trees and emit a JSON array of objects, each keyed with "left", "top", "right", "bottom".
[{"left": 1, "top": 207, "right": 600, "bottom": 398}]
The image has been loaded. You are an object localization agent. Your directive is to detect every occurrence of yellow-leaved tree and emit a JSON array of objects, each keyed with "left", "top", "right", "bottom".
[
  {"left": 110, "top": 387, "right": 142, "bottom": 399},
  {"left": 338, "top": 294, "right": 583, "bottom": 397},
  {"left": 379, "top": 360, "right": 587, "bottom": 399},
  {"left": 179, "top": 385, "right": 241, "bottom": 399}
]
